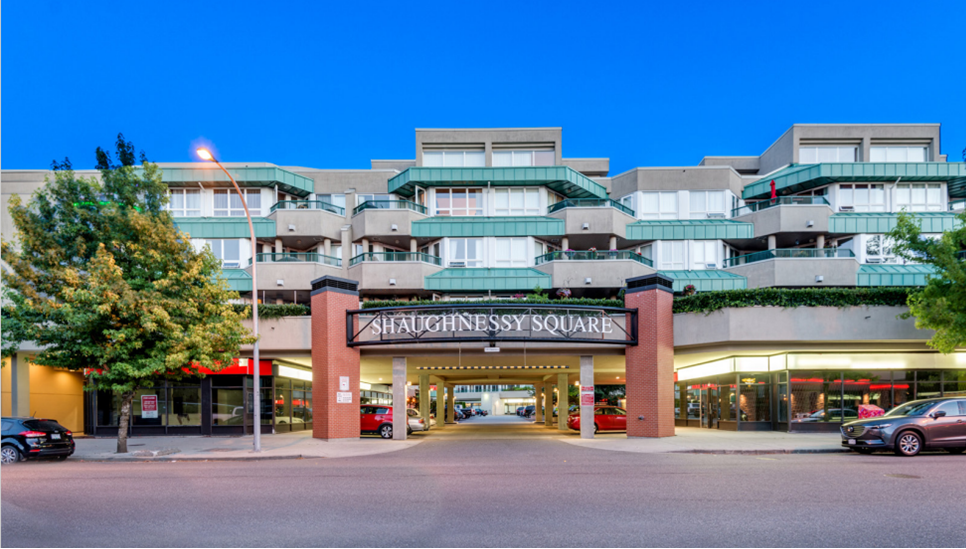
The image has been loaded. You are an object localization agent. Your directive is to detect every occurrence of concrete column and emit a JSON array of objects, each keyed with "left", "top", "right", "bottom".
[
  {"left": 860, "top": 137, "right": 871, "bottom": 162},
  {"left": 545, "top": 380, "right": 554, "bottom": 427},
  {"left": 609, "top": 236, "right": 617, "bottom": 250},
  {"left": 323, "top": 238, "right": 332, "bottom": 256},
  {"left": 410, "top": 238, "right": 418, "bottom": 253},
  {"left": 534, "top": 384, "right": 543, "bottom": 423},
  {"left": 561, "top": 237, "right": 569, "bottom": 251},
  {"left": 10, "top": 355, "right": 31, "bottom": 417},
  {"left": 816, "top": 235, "right": 825, "bottom": 249},
  {"left": 434, "top": 380, "right": 444, "bottom": 428},
  {"left": 310, "top": 276, "right": 361, "bottom": 440},
  {"left": 392, "top": 357, "right": 407, "bottom": 440},
  {"left": 446, "top": 384, "right": 456, "bottom": 424},
  {"left": 580, "top": 356, "right": 594, "bottom": 439},
  {"left": 557, "top": 373, "right": 569, "bottom": 432},
  {"left": 274, "top": 238, "right": 283, "bottom": 254},
  {"left": 361, "top": 238, "right": 369, "bottom": 252},
  {"left": 767, "top": 235, "right": 777, "bottom": 250},
  {"left": 419, "top": 374, "right": 431, "bottom": 431},
  {"left": 624, "top": 274, "right": 675, "bottom": 438},
  {"left": 340, "top": 228, "right": 351, "bottom": 271}
]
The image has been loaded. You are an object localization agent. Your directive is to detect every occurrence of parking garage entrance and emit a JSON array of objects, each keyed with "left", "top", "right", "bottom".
[{"left": 309, "top": 274, "right": 676, "bottom": 441}]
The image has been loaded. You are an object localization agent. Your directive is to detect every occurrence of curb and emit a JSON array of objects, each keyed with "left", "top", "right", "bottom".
[
  {"left": 74, "top": 454, "right": 324, "bottom": 463},
  {"left": 667, "top": 448, "right": 850, "bottom": 455}
]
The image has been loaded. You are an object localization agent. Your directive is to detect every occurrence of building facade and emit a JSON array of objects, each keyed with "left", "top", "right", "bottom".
[{"left": 2, "top": 124, "right": 965, "bottom": 436}]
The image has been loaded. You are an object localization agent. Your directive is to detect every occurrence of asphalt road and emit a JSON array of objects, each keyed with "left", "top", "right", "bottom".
[{"left": 3, "top": 432, "right": 965, "bottom": 547}]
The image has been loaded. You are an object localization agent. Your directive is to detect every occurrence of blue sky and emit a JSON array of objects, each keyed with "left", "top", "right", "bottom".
[{"left": 3, "top": 1, "right": 964, "bottom": 174}]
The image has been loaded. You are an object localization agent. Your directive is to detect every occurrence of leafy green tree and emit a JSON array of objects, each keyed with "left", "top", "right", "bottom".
[
  {"left": 2, "top": 134, "right": 253, "bottom": 453},
  {"left": 887, "top": 210, "right": 966, "bottom": 353}
]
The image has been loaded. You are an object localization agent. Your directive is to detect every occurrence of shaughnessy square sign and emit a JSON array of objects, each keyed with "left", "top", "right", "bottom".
[{"left": 347, "top": 304, "right": 636, "bottom": 346}]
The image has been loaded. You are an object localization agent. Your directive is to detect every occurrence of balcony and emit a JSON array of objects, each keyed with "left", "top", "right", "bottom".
[
  {"left": 351, "top": 201, "right": 429, "bottom": 238},
  {"left": 723, "top": 248, "right": 858, "bottom": 288},
  {"left": 547, "top": 198, "right": 634, "bottom": 217},
  {"left": 245, "top": 253, "right": 344, "bottom": 291},
  {"left": 731, "top": 196, "right": 829, "bottom": 217},
  {"left": 743, "top": 162, "right": 966, "bottom": 200},
  {"left": 271, "top": 200, "right": 345, "bottom": 216},
  {"left": 348, "top": 252, "right": 441, "bottom": 266},
  {"left": 347, "top": 252, "right": 443, "bottom": 293},
  {"left": 534, "top": 250, "right": 655, "bottom": 288},
  {"left": 266, "top": 200, "right": 345, "bottom": 242},
  {"left": 730, "top": 196, "right": 832, "bottom": 238},
  {"left": 388, "top": 166, "right": 609, "bottom": 200},
  {"left": 546, "top": 200, "right": 636, "bottom": 238}
]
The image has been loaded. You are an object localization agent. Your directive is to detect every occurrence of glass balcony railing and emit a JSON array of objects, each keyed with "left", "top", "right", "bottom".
[
  {"left": 269, "top": 200, "right": 345, "bottom": 216},
  {"left": 730, "top": 196, "right": 830, "bottom": 218},
  {"left": 949, "top": 199, "right": 965, "bottom": 211},
  {"left": 349, "top": 251, "right": 442, "bottom": 267},
  {"left": 534, "top": 250, "right": 653, "bottom": 268},
  {"left": 352, "top": 200, "right": 428, "bottom": 216},
  {"left": 547, "top": 198, "right": 635, "bottom": 217},
  {"left": 249, "top": 252, "right": 342, "bottom": 267},
  {"left": 723, "top": 248, "right": 855, "bottom": 268}
]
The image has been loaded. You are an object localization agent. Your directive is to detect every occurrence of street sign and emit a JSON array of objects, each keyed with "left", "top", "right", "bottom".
[
  {"left": 337, "top": 392, "right": 352, "bottom": 404},
  {"left": 141, "top": 395, "right": 158, "bottom": 418},
  {"left": 339, "top": 376, "right": 350, "bottom": 391}
]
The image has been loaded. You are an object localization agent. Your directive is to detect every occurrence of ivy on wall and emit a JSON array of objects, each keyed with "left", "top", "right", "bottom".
[{"left": 672, "top": 287, "right": 913, "bottom": 314}]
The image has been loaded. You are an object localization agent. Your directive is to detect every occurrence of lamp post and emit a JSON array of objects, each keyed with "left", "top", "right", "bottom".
[{"left": 197, "top": 148, "right": 261, "bottom": 452}]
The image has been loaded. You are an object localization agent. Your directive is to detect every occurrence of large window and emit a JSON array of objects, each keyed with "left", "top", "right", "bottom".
[
  {"left": 864, "top": 235, "right": 896, "bottom": 264},
  {"left": 492, "top": 150, "right": 555, "bottom": 167},
  {"left": 167, "top": 189, "right": 201, "bottom": 216},
  {"left": 494, "top": 188, "right": 540, "bottom": 216},
  {"left": 495, "top": 238, "right": 528, "bottom": 267},
  {"left": 318, "top": 194, "right": 346, "bottom": 210},
  {"left": 839, "top": 184, "right": 885, "bottom": 212},
  {"left": 660, "top": 241, "right": 685, "bottom": 270},
  {"left": 356, "top": 193, "right": 392, "bottom": 206},
  {"left": 690, "top": 191, "right": 726, "bottom": 218},
  {"left": 423, "top": 151, "right": 485, "bottom": 167},
  {"left": 870, "top": 146, "right": 927, "bottom": 163},
  {"left": 208, "top": 239, "right": 242, "bottom": 268},
  {"left": 435, "top": 188, "right": 483, "bottom": 216},
  {"left": 799, "top": 146, "right": 857, "bottom": 164},
  {"left": 896, "top": 183, "right": 943, "bottom": 212},
  {"left": 449, "top": 238, "right": 483, "bottom": 267},
  {"left": 691, "top": 241, "right": 718, "bottom": 269},
  {"left": 214, "top": 189, "right": 261, "bottom": 217},
  {"left": 640, "top": 192, "right": 678, "bottom": 220}
]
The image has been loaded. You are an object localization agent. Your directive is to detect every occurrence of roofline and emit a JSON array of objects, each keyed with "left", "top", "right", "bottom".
[
  {"left": 562, "top": 157, "right": 610, "bottom": 161},
  {"left": 609, "top": 165, "right": 743, "bottom": 180},
  {"left": 414, "top": 127, "right": 562, "bottom": 131}
]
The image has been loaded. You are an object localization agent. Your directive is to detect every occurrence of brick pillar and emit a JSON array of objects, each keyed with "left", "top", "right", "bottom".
[
  {"left": 311, "top": 276, "right": 361, "bottom": 440},
  {"left": 624, "top": 274, "right": 675, "bottom": 438}
]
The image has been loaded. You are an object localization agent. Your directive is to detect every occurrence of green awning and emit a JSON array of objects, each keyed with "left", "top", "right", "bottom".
[
  {"left": 413, "top": 216, "right": 564, "bottom": 238},
  {"left": 157, "top": 166, "right": 314, "bottom": 197},
  {"left": 388, "top": 166, "right": 608, "bottom": 199},
  {"left": 218, "top": 269, "right": 253, "bottom": 292},
  {"left": 856, "top": 264, "right": 935, "bottom": 286},
  {"left": 658, "top": 270, "right": 747, "bottom": 292},
  {"left": 743, "top": 162, "right": 966, "bottom": 200},
  {"left": 829, "top": 212, "right": 961, "bottom": 234},
  {"left": 174, "top": 217, "right": 276, "bottom": 238},
  {"left": 424, "top": 268, "right": 551, "bottom": 292},
  {"left": 625, "top": 220, "right": 754, "bottom": 241}
]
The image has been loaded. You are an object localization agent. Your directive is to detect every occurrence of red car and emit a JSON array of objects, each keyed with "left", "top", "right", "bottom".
[
  {"left": 360, "top": 405, "right": 411, "bottom": 439},
  {"left": 566, "top": 406, "right": 627, "bottom": 434}
]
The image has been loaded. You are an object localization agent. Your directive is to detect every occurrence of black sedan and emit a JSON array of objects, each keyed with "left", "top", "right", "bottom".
[{"left": 1, "top": 417, "right": 75, "bottom": 464}]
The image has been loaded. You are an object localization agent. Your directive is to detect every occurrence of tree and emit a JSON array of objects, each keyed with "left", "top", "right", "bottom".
[
  {"left": 887, "top": 210, "right": 966, "bottom": 353},
  {"left": 2, "top": 134, "right": 254, "bottom": 453}
]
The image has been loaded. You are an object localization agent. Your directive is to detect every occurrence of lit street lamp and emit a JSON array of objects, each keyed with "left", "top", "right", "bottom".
[{"left": 197, "top": 147, "right": 262, "bottom": 452}]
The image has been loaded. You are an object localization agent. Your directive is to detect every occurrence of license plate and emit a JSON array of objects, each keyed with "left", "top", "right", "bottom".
[
  {"left": 51, "top": 433, "right": 61, "bottom": 440},
  {"left": 848, "top": 439, "right": 856, "bottom": 445}
]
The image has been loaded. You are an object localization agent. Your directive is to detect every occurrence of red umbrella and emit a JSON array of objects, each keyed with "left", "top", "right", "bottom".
[{"left": 770, "top": 180, "right": 777, "bottom": 200}]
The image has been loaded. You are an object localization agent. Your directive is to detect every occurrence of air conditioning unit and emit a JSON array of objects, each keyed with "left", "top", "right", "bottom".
[
  {"left": 705, "top": 263, "right": 717, "bottom": 269},
  {"left": 706, "top": 212, "right": 726, "bottom": 219},
  {"left": 838, "top": 205, "right": 855, "bottom": 212},
  {"left": 866, "top": 258, "right": 882, "bottom": 264},
  {"left": 449, "top": 262, "right": 466, "bottom": 268},
  {"left": 287, "top": 224, "right": 296, "bottom": 232}
]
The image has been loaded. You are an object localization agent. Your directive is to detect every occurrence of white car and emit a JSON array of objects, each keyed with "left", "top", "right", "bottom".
[{"left": 407, "top": 408, "right": 437, "bottom": 431}]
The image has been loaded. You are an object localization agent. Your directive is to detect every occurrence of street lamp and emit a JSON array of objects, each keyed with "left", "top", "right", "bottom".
[{"left": 197, "top": 147, "right": 262, "bottom": 452}]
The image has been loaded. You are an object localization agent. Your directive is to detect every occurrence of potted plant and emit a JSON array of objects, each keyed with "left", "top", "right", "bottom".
[
  {"left": 564, "top": 248, "right": 575, "bottom": 260},
  {"left": 587, "top": 247, "right": 597, "bottom": 259},
  {"left": 683, "top": 284, "right": 697, "bottom": 296}
]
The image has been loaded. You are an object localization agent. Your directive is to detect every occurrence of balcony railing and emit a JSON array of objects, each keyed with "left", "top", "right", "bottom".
[
  {"left": 949, "top": 199, "right": 965, "bottom": 211},
  {"left": 249, "top": 252, "right": 342, "bottom": 267},
  {"left": 269, "top": 200, "right": 345, "bottom": 216},
  {"left": 349, "top": 251, "right": 442, "bottom": 267},
  {"left": 535, "top": 250, "right": 654, "bottom": 268},
  {"left": 547, "top": 198, "right": 635, "bottom": 217},
  {"left": 730, "top": 196, "right": 830, "bottom": 218},
  {"left": 352, "top": 200, "right": 427, "bottom": 216},
  {"left": 723, "top": 248, "right": 855, "bottom": 268}
]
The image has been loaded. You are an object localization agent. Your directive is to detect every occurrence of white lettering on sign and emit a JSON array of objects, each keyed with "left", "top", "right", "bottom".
[{"left": 370, "top": 313, "right": 617, "bottom": 337}]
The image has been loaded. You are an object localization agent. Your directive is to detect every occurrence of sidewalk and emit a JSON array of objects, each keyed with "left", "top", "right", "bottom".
[
  {"left": 72, "top": 430, "right": 422, "bottom": 461},
  {"left": 560, "top": 427, "right": 846, "bottom": 454}
]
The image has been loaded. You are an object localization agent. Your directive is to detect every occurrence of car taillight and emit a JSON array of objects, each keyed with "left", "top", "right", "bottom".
[
  {"left": 65, "top": 431, "right": 72, "bottom": 436},
  {"left": 418, "top": 419, "right": 424, "bottom": 424},
  {"left": 20, "top": 431, "right": 46, "bottom": 437}
]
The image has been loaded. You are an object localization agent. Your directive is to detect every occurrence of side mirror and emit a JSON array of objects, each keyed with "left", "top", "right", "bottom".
[{"left": 931, "top": 410, "right": 947, "bottom": 419}]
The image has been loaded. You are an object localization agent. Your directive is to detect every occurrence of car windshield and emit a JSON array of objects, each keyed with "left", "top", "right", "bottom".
[{"left": 885, "top": 401, "right": 938, "bottom": 417}]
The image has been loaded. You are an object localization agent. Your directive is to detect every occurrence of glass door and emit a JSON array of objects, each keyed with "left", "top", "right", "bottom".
[{"left": 700, "top": 385, "right": 720, "bottom": 428}]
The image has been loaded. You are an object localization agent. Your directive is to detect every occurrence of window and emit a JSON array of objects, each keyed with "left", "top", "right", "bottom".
[
  {"left": 214, "top": 189, "right": 261, "bottom": 217},
  {"left": 495, "top": 238, "right": 528, "bottom": 267},
  {"left": 933, "top": 401, "right": 960, "bottom": 418},
  {"left": 494, "top": 188, "right": 540, "bottom": 216},
  {"left": 356, "top": 193, "right": 392, "bottom": 206},
  {"left": 167, "top": 189, "right": 201, "bottom": 216},
  {"left": 839, "top": 184, "right": 885, "bottom": 212},
  {"left": 689, "top": 191, "right": 726, "bottom": 218},
  {"left": 209, "top": 240, "right": 242, "bottom": 268},
  {"left": 896, "top": 184, "right": 942, "bottom": 212},
  {"left": 449, "top": 238, "right": 483, "bottom": 267},
  {"left": 799, "top": 146, "right": 857, "bottom": 164},
  {"left": 864, "top": 235, "right": 896, "bottom": 264},
  {"left": 318, "top": 194, "right": 346, "bottom": 209},
  {"left": 435, "top": 188, "right": 483, "bottom": 216},
  {"left": 639, "top": 244, "right": 653, "bottom": 261},
  {"left": 619, "top": 194, "right": 634, "bottom": 211},
  {"left": 870, "top": 146, "right": 927, "bottom": 163},
  {"left": 660, "top": 241, "right": 685, "bottom": 270},
  {"left": 492, "top": 150, "right": 555, "bottom": 167},
  {"left": 692, "top": 241, "right": 718, "bottom": 269},
  {"left": 423, "top": 150, "right": 485, "bottom": 167},
  {"left": 640, "top": 192, "right": 678, "bottom": 220}
]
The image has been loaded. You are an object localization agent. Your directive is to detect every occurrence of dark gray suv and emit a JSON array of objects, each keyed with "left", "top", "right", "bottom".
[{"left": 841, "top": 397, "right": 966, "bottom": 456}]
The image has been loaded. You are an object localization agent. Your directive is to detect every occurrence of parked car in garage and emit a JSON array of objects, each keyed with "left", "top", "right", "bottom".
[
  {"left": 516, "top": 407, "right": 525, "bottom": 416},
  {"left": 360, "top": 405, "right": 411, "bottom": 439},
  {"left": 566, "top": 406, "right": 627, "bottom": 434},
  {"left": 473, "top": 407, "right": 487, "bottom": 416},
  {"left": 406, "top": 408, "right": 437, "bottom": 431},
  {"left": 523, "top": 405, "right": 535, "bottom": 418},
  {"left": 841, "top": 397, "right": 966, "bottom": 456},
  {"left": 1, "top": 417, "right": 75, "bottom": 464}
]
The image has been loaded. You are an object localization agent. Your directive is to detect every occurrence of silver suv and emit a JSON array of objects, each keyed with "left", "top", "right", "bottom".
[{"left": 841, "top": 397, "right": 966, "bottom": 456}]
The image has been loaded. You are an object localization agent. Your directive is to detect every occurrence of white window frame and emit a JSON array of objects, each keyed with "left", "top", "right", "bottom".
[
  {"left": 640, "top": 192, "right": 678, "bottom": 220},
  {"left": 213, "top": 189, "right": 261, "bottom": 217},
  {"left": 208, "top": 239, "right": 242, "bottom": 268},
  {"left": 166, "top": 188, "right": 201, "bottom": 216},
  {"left": 494, "top": 188, "right": 541, "bottom": 216},
  {"left": 870, "top": 146, "right": 927, "bottom": 163},
  {"left": 799, "top": 146, "right": 857, "bottom": 164},
  {"left": 434, "top": 188, "right": 484, "bottom": 216},
  {"left": 689, "top": 191, "right": 726, "bottom": 218},
  {"left": 492, "top": 150, "right": 555, "bottom": 167},
  {"left": 896, "top": 183, "right": 943, "bottom": 212},
  {"left": 448, "top": 238, "right": 484, "bottom": 267},
  {"left": 863, "top": 234, "right": 898, "bottom": 264},
  {"left": 659, "top": 241, "right": 685, "bottom": 270},
  {"left": 422, "top": 150, "right": 485, "bottom": 167},
  {"left": 318, "top": 194, "right": 346, "bottom": 210},
  {"left": 495, "top": 238, "right": 528, "bottom": 267},
  {"left": 691, "top": 241, "right": 719, "bottom": 270},
  {"left": 838, "top": 184, "right": 885, "bottom": 212}
]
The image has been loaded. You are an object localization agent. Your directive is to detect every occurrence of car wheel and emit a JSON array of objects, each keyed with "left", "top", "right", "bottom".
[
  {"left": 379, "top": 424, "right": 393, "bottom": 439},
  {"left": 946, "top": 447, "right": 965, "bottom": 455},
  {"left": 894, "top": 431, "right": 923, "bottom": 457},
  {"left": 594, "top": 423, "right": 599, "bottom": 435},
  {"left": 1, "top": 445, "right": 21, "bottom": 464}
]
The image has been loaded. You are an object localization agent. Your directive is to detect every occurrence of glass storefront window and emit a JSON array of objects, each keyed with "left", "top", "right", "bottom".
[
  {"left": 276, "top": 383, "right": 293, "bottom": 425},
  {"left": 96, "top": 391, "right": 121, "bottom": 426},
  {"left": 944, "top": 370, "right": 966, "bottom": 396},
  {"left": 719, "top": 383, "right": 736, "bottom": 422},
  {"left": 686, "top": 385, "right": 701, "bottom": 419},
  {"left": 213, "top": 387, "right": 244, "bottom": 426},
  {"left": 169, "top": 386, "right": 202, "bottom": 426},
  {"left": 132, "top": 388, "right": 166, "bottom": 426},
  {"left": 791, "top": 372, "right": 844, "bottom": 424},
  {"left": 674, "top": 384, "right": 682, "bottom": 419},
  {"left": 843, "top": 371, "right": 892, "bottom": 414},
  {"left": 777, "top": 383, "right": 789, "bottom": 423},
  {"left": 293, "top": 383, "right": 312, "bottom": 424},
  {"left": 740, "top": 378, "right": 771, "bottom": 422}
]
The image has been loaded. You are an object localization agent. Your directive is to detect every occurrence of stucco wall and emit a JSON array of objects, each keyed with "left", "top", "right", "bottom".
[{"left": 725, "top": 258, "right": 859, "bottom": 288}]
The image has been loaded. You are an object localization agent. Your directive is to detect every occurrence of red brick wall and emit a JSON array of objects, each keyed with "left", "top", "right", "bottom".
[
  {"left": 311, "top": 289, "right": 361, "bottom": 440},
  {"left": 625, "top": 288, "right": 675, "bottom": 437}
]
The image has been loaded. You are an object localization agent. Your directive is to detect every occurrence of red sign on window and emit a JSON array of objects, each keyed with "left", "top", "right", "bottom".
[{"left": 141, "top": 395, "right": 158, "bottom": 419}]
